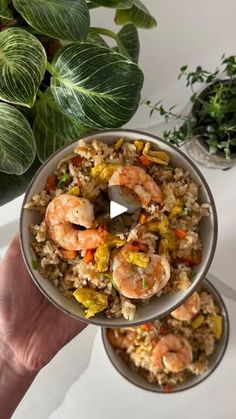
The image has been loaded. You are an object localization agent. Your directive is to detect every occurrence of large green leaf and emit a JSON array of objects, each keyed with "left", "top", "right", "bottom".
[
  {"left": 0, "top": 28, "right": 47, "bottom": 107},
  {"left": 115, "top": 0, "right": 157, "bottom": 28},
  {"left": 91, "top": 0, "right": 133, "bottom": 8},
  {"left": 50, "top": 42, "right": 144, "bottom": 128},
  {"left": 0, "top": 157, "right": 41, "bottom": 206},
  {"left": 0, "top": 0, "right": 13, "bottom": 19},
  {"left": 117, "top": 24, "right": 139, "bottom": 63},
  {"left": 34, "top": 89, "right": 89, "bottom": 162},
  {"left": 13, "top": 0, "right": 90, "bottom": 42},
  {"left": 0, "top": 103, "right": 36, "bottom": 175}
]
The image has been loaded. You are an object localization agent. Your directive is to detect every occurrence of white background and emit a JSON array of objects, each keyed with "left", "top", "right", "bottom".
[{"left": 0, "top": 1, "right": 236, "bottom": 418}]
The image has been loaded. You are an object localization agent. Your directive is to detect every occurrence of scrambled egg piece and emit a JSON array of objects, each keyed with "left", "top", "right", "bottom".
[
  {"left": 169, "top": 199, "right": 184, "bottom": 220},
  {"left": 122, "top": 250, "right": 149, "bottom": 269},
  {"left": 91, "top": 163, "right": 121, "bottom": 183},
  {"left": 94, "top": 245, "right": 110, "bottom": 272},
  {"left": 209, "top": 314, "right": 222, "bottom": 339},
  {"left": 73, "top": 288, "right": 108, "bottom": 318},
  {"left": 143, "top": 142, "right": 170, "bottom": 165}
]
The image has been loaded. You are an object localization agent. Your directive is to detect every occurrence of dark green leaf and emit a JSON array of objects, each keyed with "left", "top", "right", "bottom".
[
  {"left": 0, "top": 103, "right": 36, "bottom": 175},
  {"left": 50, "top": 42, "right": 144, "bottom": 128},
  {"left": 115, "top": 0, "right": 157, "bottom": 29},
  {"left": 34, "top": 89, "right": 89, "bottom": 162},
  {"left": 13, "top": 0, "right": 90, "bottom": 42},
  {"left": 0, "top": 28, "right": 47, "bottom": 107},
  {"left": 86, "top": 29, "right": 108, "bottom": 47},
  {"left": 117, "top": 24, "right": 139, "bottom": 63},
  {"left": 0, "top": 0, "right": 13, "bottom": 19},
  {"left": 92, "top": 0, "right": 133, "bottom": 8},
  {"left": 180, "top": 65, "right": 188, "bottom": 72},
  {"left": 0, "top": 157, "right": 41, "bottom": 206}
]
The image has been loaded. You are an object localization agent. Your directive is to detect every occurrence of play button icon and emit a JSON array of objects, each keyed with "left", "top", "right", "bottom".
[
  {"left": 110, "top": 200, "right": 127, "bottom": 219},
  {"left": 94, "top": 185, "right": 141, "bottom": 234}
]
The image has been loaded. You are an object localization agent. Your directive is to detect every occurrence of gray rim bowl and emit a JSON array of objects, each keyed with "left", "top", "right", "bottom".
[
  {"left": 20, "top": 129, "right": 218, "bottom": 327},
  {"left": 102, "top": 278, "right": 229, "bottom": 392}
]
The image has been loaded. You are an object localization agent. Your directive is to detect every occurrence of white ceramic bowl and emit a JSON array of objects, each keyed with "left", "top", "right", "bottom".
[
  {"left": 20, "top": 129, "right": 217, "bottom": 326},
  {"left": 102, "top": 278, "right": 229, "bottom": 392}
]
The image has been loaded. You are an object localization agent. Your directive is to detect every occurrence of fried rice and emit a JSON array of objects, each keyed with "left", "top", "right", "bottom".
[
  {"left": 25, "top": 138, "right": 210, "bottom": 320},
  {"left": 106, "top": 287, "right": 223, "bottom": 390}
]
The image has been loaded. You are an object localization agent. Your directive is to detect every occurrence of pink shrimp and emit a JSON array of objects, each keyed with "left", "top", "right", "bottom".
[
  {"left": 107, "top": 328, "right": 137, "bottom": 349},
  {"left": 109, "top": 165, "right": 163, "bottom": 207},
  {"left": 45, "top": 194, "right": 106, "bottom": 250},
  {"left": 152, "top": 334, "right": 192, "bottom": 373},
  {"left": 171, "top": 292, "right": 201, "bottom": 321}
]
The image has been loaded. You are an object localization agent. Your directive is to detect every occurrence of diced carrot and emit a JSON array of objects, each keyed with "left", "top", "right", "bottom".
[
  {"left": 72, "top": 156, "right": 82, "bottom": 167},
  {"left": 139, "top": 155, "right": 150, "bottom": 166},
  {"left": 45, "top": 175, "right": 56, "bottom": 193},
  {"left": 141, "top": 323, "right": 152, "bottom": 331},
  {"left": 174, "top": 228, "right": 187, "bottom": 239},
  {"left": 181, "top": 249, "right": 202, "bottom": 266},
  {"left": 83, "top": 249, "right": 95, "bottom": 263},
  {"left": 164, "top": 385, "right": 174, "bottom": 393},
  {"left": 61, "top": 249, "right": 77, "bottom": 260},
  {"left": 139, "top": 213, "right": 147, "bottom": 225}
]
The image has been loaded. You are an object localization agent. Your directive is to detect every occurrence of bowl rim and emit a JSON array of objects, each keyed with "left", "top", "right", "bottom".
[
  {"left": 101, "top": 277, "right": 230, "bottom": 393},
  {"left": 20, "top": 128, "right": 218, "bottom": 326}
]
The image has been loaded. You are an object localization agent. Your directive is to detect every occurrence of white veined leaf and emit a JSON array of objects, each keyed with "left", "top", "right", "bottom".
[
  {"left": 117, "top": 24, "right": 140, "bottom": 63},
  {"left": 0, "top": 28, "right": 47, "bottom": 107},
  {"left": 0, "top": 0, "right": 13, "bottom": 19},
  {"left": 115, "top": 0, "right": 157, "bottom": 28},
  {"left": 91, "top": 0, "right": 133, "bottom": 8},
  {"left": 34, "top": 89, "right": 89, "bottom": 162},
  {"left": 0, "top": 103, "right": 36, "bottom": 175},
  {"left": 13, "top": 0, "right": 90, "bottom": 42},
  {"left": 50, "top": 42, "right": 144, "bottom": 128}
]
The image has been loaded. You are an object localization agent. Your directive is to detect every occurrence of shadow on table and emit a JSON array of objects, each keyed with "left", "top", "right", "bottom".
[
  {"left": 14, "top": 326, "right": 98, "bottom": 419},
  {"left": 0, "top": 220, "right": 19, "bottom": 252}
]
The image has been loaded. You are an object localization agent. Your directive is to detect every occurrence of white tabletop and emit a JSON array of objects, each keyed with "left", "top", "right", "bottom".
[{"left": 0, "top": 1, "right": 236, "bottom": 418}]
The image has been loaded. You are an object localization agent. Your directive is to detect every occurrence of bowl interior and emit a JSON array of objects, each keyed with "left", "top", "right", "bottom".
[
  {"left": 102, "top": 278, "right": 229, "bottom": 392},
  {"left": 20, "top": 129, "right": 217, "bottom": 326}
]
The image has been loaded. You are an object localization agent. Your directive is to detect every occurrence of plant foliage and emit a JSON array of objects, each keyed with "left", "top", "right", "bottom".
[{"left": 0, "top": 0, "right": 156, "bottom": 205}]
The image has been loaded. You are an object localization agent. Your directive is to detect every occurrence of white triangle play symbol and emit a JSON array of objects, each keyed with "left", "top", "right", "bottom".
[{"left": 110, "top": 200, "right": 127, "bottom": 219}]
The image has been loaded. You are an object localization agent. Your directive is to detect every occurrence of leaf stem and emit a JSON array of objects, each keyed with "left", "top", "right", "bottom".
[
  {"left": 37, "top": 90, "right": 44, "bottom": 98},
  {"left": 46, "top": 62, "right": 54, "bottom": 75},
  {"left": 89, "top": 27, "right": 118, "bottom": 41}
]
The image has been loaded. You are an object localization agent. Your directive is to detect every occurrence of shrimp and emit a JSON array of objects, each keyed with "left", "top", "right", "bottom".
[
  {"left": 112, "top": 240, "right": 170, "bottom": 299},
  {"left": 45, "top": 194, "right": 106, "bottom": 250},
  {"left": 171, "top": 292, "right": 201, "bottom": 321},
  {"left": 152, "top": 334, "right": 192, "bottom": 373},
  {"left": 109, "top": 166, "right": 163, "bottom": 208},
  {"left": 107, "top": 328, "right": 136, "bottom": 349}
]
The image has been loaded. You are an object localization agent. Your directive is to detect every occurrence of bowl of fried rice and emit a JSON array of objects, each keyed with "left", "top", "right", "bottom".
[
  {"left": 102, "top": 278, "right": 229, "bottom": 392},
  {"left": 20, "top": 129, "right": 217, "bottom": 326}
]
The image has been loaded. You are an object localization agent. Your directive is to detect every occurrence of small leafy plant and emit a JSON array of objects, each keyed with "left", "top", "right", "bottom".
[
  {"left": 145, "top": 55, "right": 236, "bottom": 160},
  {"left": 0, "top": 0, "right": 157, "bottom": 205}
]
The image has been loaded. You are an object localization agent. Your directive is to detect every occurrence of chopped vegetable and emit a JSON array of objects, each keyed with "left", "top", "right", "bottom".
[
  {"left": 164, "top": 385, "right": 174, "bottom": 393},
  {"left": 31, "top": 259, "right": 38, "bottom": 270},
  {"left": 67, "top": 186, "right": 80, "bottom": 196},
  {"left": 174, "top": 228, "right": 187, "bottom": 239},
  {"left": 71, "top": 156, "right": 82, "bottom": 167},
  {"left": 209, "top": 314, "right": 222, "bottom": 339},
  {"left": 142, "top": 142, "right": 170, "bottom": 165},
  {"left": 139, "top": 155, "right": 150, "bottom": 166},
  {"left": 114, "top": 137, "right": 124, "bottom": 150},
  {"left": 61, "top": 249, "right": 77, "bottom": 260},
  {"left": 134, "top": 140, "right": 144, "bottom": 152},
  {"left": 102, "top": 272, "right": 113, "bottom": 280},
  {"left": 142, "top": 277, "right": 148, "bottom": 288},
  {"left": 139, "top": 213, "right": 147, "bottom": 225},
  {"left": 91, "top": 163, "right": 121, "bottom": 183},
  {"left": 83, "top": 249, "right": 95, "bottom": 264},
  {"left": 105, "top": 234, "right": 126, "bottom": 248},
  {"left": 73, "top": 288, "right": 108, "bottom": 318},
  {"left": 122, "top": 250, "right": 149, "bottom": 268},
  {"left": 191, "top": 314, "right": 204, "bottom": 329},
  {"left": 181, "top": 249, "right": 202, "bottom": 265},
  {"left": 94, "top": 245, "right": 110, "bottom": 272},
  {"left": 57, "top": 173, "right": 70, "bottom": 188},
  {"left": 169, "top": 199, "right": 184, "bottom": 220},
  {"left": 141, "top": 323, "right": 152, "bottom": 331},
  {"left": 45, "top": 175, "right": 56, "bottom": 193}
]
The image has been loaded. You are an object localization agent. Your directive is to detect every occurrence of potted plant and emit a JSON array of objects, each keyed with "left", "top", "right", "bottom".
[
  {"left": 144, "top": 55, "right": 236, "bottom": 169},
  {"left": 0, "top": 0, "right": 157, "bottom": 205}
]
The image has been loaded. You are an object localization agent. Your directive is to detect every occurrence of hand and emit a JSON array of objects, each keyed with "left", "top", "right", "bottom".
[{"left": 0, "top": 235, "right": 87, "bottom": 373}]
